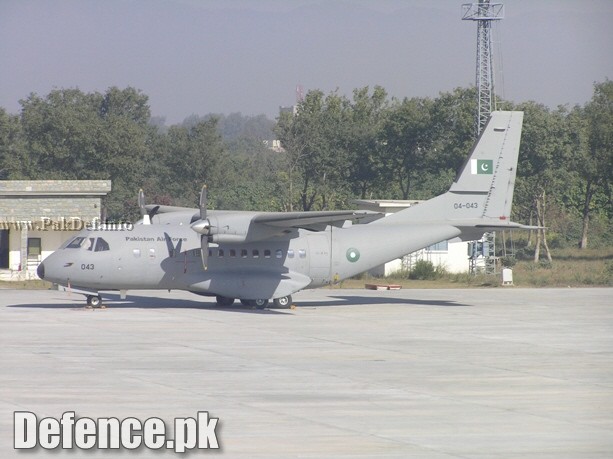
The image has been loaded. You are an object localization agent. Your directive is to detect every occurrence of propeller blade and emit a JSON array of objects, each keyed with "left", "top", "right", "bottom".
[
  {"left": 199, "top": 184, "right": 207, "bottom": 221},
  {"left": 196, "top": 184, "right": 210, "bottom": 269},
  {"left": 200, "top": 235, "right": 209, "bottom": 270},
  {"left": 138, "top": 189, "right": 146, "bottom": 217},
  {"left": 138, "top": 189, "right": 151, "bottom": 225}
]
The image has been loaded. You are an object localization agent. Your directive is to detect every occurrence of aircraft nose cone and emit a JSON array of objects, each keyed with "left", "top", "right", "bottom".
[{"left": 37, "top": 261, "right": 45, "bottom": 280}]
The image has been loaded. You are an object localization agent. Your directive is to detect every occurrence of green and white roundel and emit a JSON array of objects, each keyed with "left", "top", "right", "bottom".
[{"left": 346, "top": 248, "right": 360, "bottom": 263}]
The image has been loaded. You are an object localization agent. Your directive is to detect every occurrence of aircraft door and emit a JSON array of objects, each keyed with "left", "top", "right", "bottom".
[{"left": 307, "top": 234, "right": 331, "bottom": 285}]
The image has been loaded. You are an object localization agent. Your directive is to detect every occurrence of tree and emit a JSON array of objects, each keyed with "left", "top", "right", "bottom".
[
  {"left": 344, "top": 86, "right": 389, "bottom": 199},
  {"left": 162, "top": 119, "right": 225, "bottom": 208},
  {"left": 379, "top": 97, "right": 435, "bottom": 199},
  {"left": 0, "top": 108, "right": 26, "bottom": 179},
  {"left": 17, "top": 87, "right": 156, "bottom": 219},
  {"left": 515, "top": 102, "right": 574, "bottom": 262},
  {"left": 276, "top": 90, "right": 352, "bottom": 211},
  {"left": 576, "top": 80, "right": 613, "bottom": 248}
]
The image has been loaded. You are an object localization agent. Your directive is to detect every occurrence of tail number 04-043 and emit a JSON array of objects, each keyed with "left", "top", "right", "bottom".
[{"left": 454, "top": 202, "right": 478, "bottom": 210}]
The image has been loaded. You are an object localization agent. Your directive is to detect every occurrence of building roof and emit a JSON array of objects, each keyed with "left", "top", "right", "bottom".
[{"left": 0, "top": 180, "right": 111, "bottom": 196}]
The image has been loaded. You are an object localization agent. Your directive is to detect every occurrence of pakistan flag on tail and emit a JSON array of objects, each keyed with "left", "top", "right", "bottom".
[{"left": 471, "top": 159, "right": 493, "bottom": 174}]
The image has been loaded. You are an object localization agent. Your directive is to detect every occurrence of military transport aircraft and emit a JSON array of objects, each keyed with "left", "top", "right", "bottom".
[{"left": 38, "top": 111, "right": 527, "bottom": 309}]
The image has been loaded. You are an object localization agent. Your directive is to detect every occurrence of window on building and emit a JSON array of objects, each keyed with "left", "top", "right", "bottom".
[
  {"left": 218, "top": 249, "right": 224, "bottom": 257},
  {"left": 264, "top": 249, "right": 271, "bottom": 258},
  {"left": 241, "top": 249, "right": 248, "bottom": 258},
  {"left": 252, "top": 249, "right": 259, "bottom": 258},
  {"left": 428, "top": 241, "right": 448, "bottom": 252},
  {"left": 275, "top": 249, "right": 283, "bottom": 259},
  {"left": 230, "top": 249, "right": 236, "bottom": 258},
  {"left": 27, "top": 238, "right": 41, "bottom": 258}
]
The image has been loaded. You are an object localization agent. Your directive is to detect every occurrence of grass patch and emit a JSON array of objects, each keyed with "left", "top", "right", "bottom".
[
  {"left": 511, "top": 247, "right": 613, "bottom": 287},
  {"left": 0, "top": 279, "right": 54, "bottom": 290},
  {"left": 333, "top": 247, "right": 612, "bottom": 289}
]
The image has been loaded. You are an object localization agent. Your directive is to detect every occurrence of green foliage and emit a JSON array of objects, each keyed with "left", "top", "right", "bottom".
[
  {"left": 0, "top": 81, "right": 610, "bottom": 252},
  {"left": 409, "top": 260, "right": 437, "bottom": 280}
]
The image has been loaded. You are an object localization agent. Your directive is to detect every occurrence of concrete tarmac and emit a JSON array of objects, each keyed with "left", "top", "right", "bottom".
[{"left": 1, "top": 287, "right": 612, "bottom": 458}]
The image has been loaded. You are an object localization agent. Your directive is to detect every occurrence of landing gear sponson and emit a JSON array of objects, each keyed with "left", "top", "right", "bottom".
[{"left": 215, "top": 295, "right": 293, "bottom": 309}]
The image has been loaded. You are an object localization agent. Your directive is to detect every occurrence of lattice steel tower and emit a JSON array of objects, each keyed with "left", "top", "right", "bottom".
[{"left": 462, "top": 1, "right": 504, "bottom": 136}]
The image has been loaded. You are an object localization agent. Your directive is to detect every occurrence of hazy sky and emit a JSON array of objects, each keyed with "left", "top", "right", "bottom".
[{"left": 1, "top": 0, "right": 611, "bottom": 124}]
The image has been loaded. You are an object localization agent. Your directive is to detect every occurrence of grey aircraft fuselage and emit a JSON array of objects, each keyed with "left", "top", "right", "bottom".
[
  {"left": 38, "top": 111, "right": 527, "bottom": 307},
  {"left": 38, "top": 214, "right": 459, "bottom": 302}
]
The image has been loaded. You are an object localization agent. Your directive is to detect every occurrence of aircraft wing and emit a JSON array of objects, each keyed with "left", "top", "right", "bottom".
[
  {"left": 145, "top": 205, "right": 384, "bottom": 231},
  {"left": 253, "top": 210, "right": 384, "bottom": 230},
  {"left": 145, "top": 204, "right": 196, "bottom": 214}
]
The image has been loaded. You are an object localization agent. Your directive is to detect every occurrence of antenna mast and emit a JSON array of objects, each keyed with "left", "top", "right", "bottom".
[{"left": 462, "top": 1, "right": 504, "bottom": 136}]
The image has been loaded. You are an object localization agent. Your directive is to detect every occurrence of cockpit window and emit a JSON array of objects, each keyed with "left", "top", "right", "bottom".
[
  {"left": 94, "top": 238, "right": 110, "bottom": 252},
  {"left": 85, "top": 238, "right": 95, "bottom": 251},
  {"left": 66, "top": 237, "right": 86, "bottom": 249}
]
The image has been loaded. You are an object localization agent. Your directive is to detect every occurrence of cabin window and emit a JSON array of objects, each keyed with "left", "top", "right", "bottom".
[
  {"left": 264, "top": 249, "right": 271, "bottom": 258},
  {"left": 218, "top": 249, "right": 224, "bottom": 257},
  {"left": 287, "top": 249, "right": 294, "bottom": 258},
  {"left": 66, "top": 237, "right": 86, "bottom": 249},
  {"left": 94, "top": 238, "right": 110, "bottom": 252},
  {"left": 149, "top": 248, "right": 156, "bottom": 259},
  {"left": 133, "top": 249, "right": 141, "bottom": 258},
  {"left": 241, "top": 249, "right": 248, "bottom": 258},
  {"left": 298, "top": 249, "right": 306, "bottom": 259},
  {"left": 252, "top": 249, "right": 259, "bottom": 258},
  {"left": 230, "top": 249, "right": 236, "bottom": 258},
  {"left": 85, "top": 238, "right": 96, "bottom": 251},
  {"left": 275, "top": 249, "right": 283, "bottom": 259}
]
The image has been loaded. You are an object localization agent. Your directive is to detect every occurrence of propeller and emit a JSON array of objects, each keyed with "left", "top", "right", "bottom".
[
  {"left": 138, "top": 189, "right": 150, "bottom": 225},
  {"left": 195, "top": 185, "right": 210, "bottom": 270}
]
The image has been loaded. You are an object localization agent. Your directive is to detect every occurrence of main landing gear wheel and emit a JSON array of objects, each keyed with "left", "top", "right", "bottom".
[
  {"left": 241, "top": 299, "right": 269, "bottom": 309},
  {"left": 86, "top": 295, "right": 102, "bottom": 308},
  {"left": 215, "top": 296, "right": 235, "bottom": 307},
  {"left": 273, "top": 295, "right": 293, "bottom": 309}
]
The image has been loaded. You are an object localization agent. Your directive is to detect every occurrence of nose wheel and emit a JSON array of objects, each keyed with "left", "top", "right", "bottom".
[{"left": 86, "top": 294, "right": 102, "bottom": 308}]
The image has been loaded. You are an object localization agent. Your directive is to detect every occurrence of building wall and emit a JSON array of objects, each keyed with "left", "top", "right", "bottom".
[{"left": 0, "top": 180, "right": 111, "bottom": 279}]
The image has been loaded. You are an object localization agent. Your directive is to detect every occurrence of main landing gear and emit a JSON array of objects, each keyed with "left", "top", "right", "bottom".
[
  {"left": 86, "top": 294, "right": 102, "bottom": 308},
  {"left": 215, "top": 295, "right": 293, "bottom": 309}
]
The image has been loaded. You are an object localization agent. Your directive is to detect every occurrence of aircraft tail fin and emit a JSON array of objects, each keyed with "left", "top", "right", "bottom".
[
  {"left": 448, "top": 111, "right": 524, "bottom": 219},
  {"left": 380, "top": 111, "right": 524, "bottom": 227}
]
